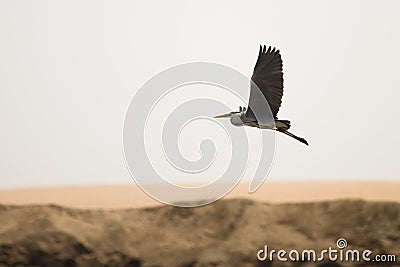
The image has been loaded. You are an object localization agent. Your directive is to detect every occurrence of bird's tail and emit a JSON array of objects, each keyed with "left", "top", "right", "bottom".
[
  {"left": 275, "top": 119, "right": 291, "bottom": 131},
  {"left": 281, "top": 130, "right": 309, "bottom": 146}
]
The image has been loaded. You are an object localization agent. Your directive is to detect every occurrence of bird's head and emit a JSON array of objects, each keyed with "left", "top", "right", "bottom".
[{"left": 213, "top": 106, "right": 246, "bottom": 126}]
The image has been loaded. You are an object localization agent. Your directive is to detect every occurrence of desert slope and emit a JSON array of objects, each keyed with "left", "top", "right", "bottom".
[{"left": 0, "top": 199, "right": 399, "bottom": 267}]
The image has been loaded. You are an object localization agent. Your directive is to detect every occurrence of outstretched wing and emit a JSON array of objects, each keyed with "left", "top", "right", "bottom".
[{"left": 246, "top": 45, "right": 284, "bottom": 120}]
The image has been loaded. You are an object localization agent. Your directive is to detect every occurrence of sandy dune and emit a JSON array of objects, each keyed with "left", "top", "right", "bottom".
[
  {"left": 1, "top": 182, "right": 399, "bottom": 266},
  {"left": 0, "top": 199, "right": 399, "bottom": 267},
  {"left": 0, "top": 181, "right": 399, "bottom": 209}
]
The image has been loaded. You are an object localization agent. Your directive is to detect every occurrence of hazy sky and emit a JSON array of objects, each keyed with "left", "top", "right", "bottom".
[{"left": 1, "top": 0, "right": 400, "bottom": 188}]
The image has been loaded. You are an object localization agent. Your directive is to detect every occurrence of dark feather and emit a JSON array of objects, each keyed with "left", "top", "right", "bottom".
[{"left": 246, "top": 45, "right": 284, "bottom": 119}]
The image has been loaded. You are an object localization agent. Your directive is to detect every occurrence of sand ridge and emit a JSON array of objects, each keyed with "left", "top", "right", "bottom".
[{"left": 0, "top": 181, "right": 399, "bottom": 209}]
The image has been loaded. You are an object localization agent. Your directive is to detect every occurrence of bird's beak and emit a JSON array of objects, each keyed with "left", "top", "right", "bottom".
[{"left": 213, "top": 113, "right": 231, "bottom": 118}]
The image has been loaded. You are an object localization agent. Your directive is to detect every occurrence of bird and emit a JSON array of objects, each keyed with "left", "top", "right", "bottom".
[{"left": 213, "top": 45, "right": 308, "bottom": 145}]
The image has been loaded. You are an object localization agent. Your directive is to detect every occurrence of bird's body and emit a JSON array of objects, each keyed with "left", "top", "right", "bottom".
[
  {"left": 214, "top": 45, "right": 308, "bottom": 145},
  {"left": 226, "top": 109, "right": 286, "bottom": 129}
]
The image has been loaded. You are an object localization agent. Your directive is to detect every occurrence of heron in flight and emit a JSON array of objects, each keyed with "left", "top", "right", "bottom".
[{"left": 214, "top": 45, "right": 309, "bottom": 145}]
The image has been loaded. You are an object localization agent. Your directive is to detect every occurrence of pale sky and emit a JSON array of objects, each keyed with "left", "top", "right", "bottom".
[{"left": 1, "top": 0, "right": 400, "bottom": 188}]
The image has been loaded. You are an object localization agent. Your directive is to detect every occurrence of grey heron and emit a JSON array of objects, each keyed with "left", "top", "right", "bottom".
[{"left": 214, "top": 45, "right": 309, "bottom": 146}]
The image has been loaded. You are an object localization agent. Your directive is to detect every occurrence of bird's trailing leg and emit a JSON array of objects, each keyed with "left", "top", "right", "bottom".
[{"left": 280, "top": 130, "right": 309, "bottom": 146}]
